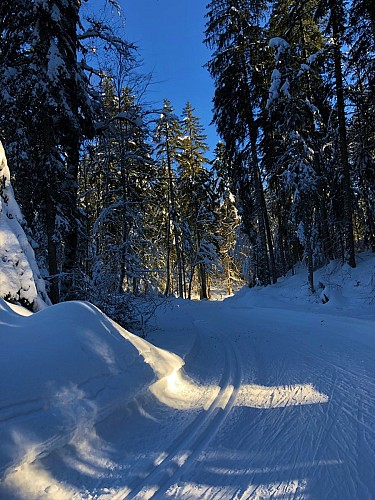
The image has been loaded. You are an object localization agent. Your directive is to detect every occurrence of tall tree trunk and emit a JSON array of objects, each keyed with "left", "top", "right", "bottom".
[
  {"left": 118, "top": 215, "right": 128, "bottom": 294},
  {"left": 314, "top": 152, "right": 333, "bottom": 262},
  {"left": 118, "top": 127, "right": 130, "bottom": 295},
  {"left": 331, "top": 3, "right": 356, "bottom": 267},
  {"left": 300, "top": 20, "right": 333, "bottom": 265},
  {"left": 276, "top": 210, "right": 287, "bottom": 274},
  {"left": 259, "top": 177, "right": 277, "bottom": 283},
  {"left": 166, "top": 135, "right": 184, "bottom": 298},
  {"left": 248, "top": 123, "right": 271, "bottom": 285},
  {"left": 199, "top": 263, "right": 208, "bottom": 299},
  {"left": 63, "top": 145, "right": 80, "bottom": 299},
  {"left": 61, "top": 2, "right": 83, "bottom": 299},
  {"left": 188, "top": 265, "right": 195, "bottom": 300},
  {"left": 238, "top": 50, "right": 272, "bottom": 285},
  {"left": 46, "top": 195, "right": 60, "bottom": 304},
  {"left": 225, "top": 255, "right": 233, "bottom": 295},
  {"left": 164, "top": 213, "right": 172, "bottom": 296},
  {"left": 304, "top": 213, "right": 315, "bottom": 293},
  {"left": 197, "top": 232, "right": 208, "bottom": 299}
]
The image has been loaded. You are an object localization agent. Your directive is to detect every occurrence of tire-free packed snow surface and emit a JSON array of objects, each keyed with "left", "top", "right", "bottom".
[{"left": 1, "top": 253, "right": 375, "bottom": 499}]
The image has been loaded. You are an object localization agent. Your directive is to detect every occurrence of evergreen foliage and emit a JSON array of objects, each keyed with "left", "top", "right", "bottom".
[
  {"left": 205, "top": 0, "right": 374, "bottom": 291},
  {"left": 0, "top": 0, "right": 374, "bottom": 330}
]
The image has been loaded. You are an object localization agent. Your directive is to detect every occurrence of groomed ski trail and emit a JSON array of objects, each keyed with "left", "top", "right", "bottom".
[{"left": 113, "top": 320, "right": 242, "bottom": 499}]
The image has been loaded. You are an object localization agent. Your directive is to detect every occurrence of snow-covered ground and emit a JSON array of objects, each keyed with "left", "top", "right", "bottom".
[{"left": 1, "top": 252, "right": 375, "bottom": 499}]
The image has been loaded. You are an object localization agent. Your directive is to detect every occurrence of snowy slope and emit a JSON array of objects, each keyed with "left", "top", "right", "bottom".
[
  {"left": 1, "top": 252, "right": 375, "bottom": 499},
  {"left": 0, "top": 299, "right": 182, "bottom": 482}
]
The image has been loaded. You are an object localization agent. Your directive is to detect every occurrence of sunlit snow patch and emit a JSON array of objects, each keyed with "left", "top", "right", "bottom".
[
  {"left": 236, "top": 383, "right": 328, "bottom": 408},
  {"left": 150, "top": 370, "right": 219, "bottom": 411},
  {"left": 2, "top": 461, "right": 74, "bottom": 500},
  {"left": 151, "top": 376, "right": 328, "bottom": 411}
]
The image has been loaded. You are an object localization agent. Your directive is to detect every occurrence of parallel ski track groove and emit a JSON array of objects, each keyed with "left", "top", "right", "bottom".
[{"left": 114, "top": 321, "right": 242, "bottom": 499}]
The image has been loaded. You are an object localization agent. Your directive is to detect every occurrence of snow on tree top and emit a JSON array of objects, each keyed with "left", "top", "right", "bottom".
[
  {"left": 269, "top": 37, "right": 290, "bottom": 50},
  {"left": 269, "top": 37, "right": 290, "bottom": 63}
]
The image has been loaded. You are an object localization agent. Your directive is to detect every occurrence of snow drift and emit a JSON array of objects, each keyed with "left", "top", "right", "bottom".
[
  {"left": 0, "top": 298, "right": 183, "bottom": 479},
  {"left": 0, "top": 252, "right": 375, "bottom": 499}
]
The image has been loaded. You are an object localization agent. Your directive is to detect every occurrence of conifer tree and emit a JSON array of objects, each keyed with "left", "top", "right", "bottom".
[
  {"left": 348, "top": 0, "right": 375, "bottom": 251},
  {"left": 154, "top": 99, "right": 184, "bottom": 297},
  {"left": 314, "top": 0, "right": 356, "bottom": 267},
  {"left": 0, "top": 141, "right": 51, "bottom": 310},
  {"left": 205, "top": 0, "right": 276, "bottom": 286},
  {"left": 79, "top": 77, "right": 157, "bottom": 306},
  {"left": 211, "top": 142, "right": 240, "bottom": 295},
  {"left": 177, "top": 102, "right": 217, "bottom": 299},
  {"left": 0, "top": 0, "right": 134, "bottom": 302},
  {"left": 264, "top": 1, "right": 329, "bottom": 289}
]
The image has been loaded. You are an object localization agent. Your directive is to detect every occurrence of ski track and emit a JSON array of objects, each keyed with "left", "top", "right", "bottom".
[
  {"left": 164, "top": 306, "right": 375, "bottom": 499},
  {"left": 3, "top": 301, "right": 375, "bottom": 499},
  {"left": 111, "top": 320, "right": 242, "bottom": 500}
]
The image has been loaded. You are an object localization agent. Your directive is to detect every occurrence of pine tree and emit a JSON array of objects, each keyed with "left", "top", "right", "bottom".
[
  {"left": 205, "top": 0, "right": 276, "bottom": 286},
  {"left": 177, "top": 102, "right": 217, "bottom": 299},
  {"left": 154, "top": 99, "right": 184, "bottom": 297},
  {"left": 0, "top": 0, "right": 134, "bottom": 302}
]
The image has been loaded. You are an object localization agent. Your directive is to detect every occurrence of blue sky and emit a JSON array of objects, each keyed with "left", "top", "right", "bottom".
[{"left": 119, "top": 0, "right": 219, "bottom": 155}]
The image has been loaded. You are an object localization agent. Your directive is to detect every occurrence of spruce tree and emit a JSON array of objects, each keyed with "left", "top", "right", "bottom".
[
  {"left": 264, "top": 1, "right": 330, "bottom": 289},
  {"left": 0, "top": 0, "right": 97, "bottom": 302},
  {"left": 205, "top": 0, "right": 276, "bottom": 286},
  {"left": 314, "top": 0, "right": 356, "bottom": 267},
  {"left": 177, "top": 102, "right": 217, "bottom": 299},
  {"left": 154, "top": 99, "right": 184, "bottom": 297},
  {"left": 348, "top": 0, "right": 375, "bottom": 251},
  {"left": 211, "top": 141, "right": 240, "bottom": 295},
  {"left": 0, "top": 0, "right": 134, "bottom": 302},
  {"left": 79, "top": 78, "right": 156, "bottom": 303}
]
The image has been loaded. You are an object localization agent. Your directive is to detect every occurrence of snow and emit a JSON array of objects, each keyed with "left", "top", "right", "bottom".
[
  {"left": 266, "top": 68, "right": 282, "bottom": 108},
  {"left": 47, "top": 40, "right": 65, "bottom": 80},
  {"left": 267, "top": 37, "right": 292, "bottom": 108},
  {"left": 269, "top": 36, "right": 290, "bottom": 63},
  {"left": 0, "top": 142, "right": 50, "bottom": 310},
  {"left": 0, "top": 300, "right": 182, "bottom": 479},
  {"left": 1, "top": 252, "right": 375, "bottom": 499},
  {"left": 269, "top": 37, "right": 290, "bottom": 51},
  {"left": 280, "top": 77, "right": 291, "bottom": 98}
]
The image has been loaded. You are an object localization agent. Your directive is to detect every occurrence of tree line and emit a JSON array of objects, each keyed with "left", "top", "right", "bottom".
[
  {"left": 0, "top": 0, "right": 374, "bottom": 326},
  {"left": 0, "top": 0, "right": 242, "bottom": 328},
  {"left": 205, "top": 0, "right": 374, "bottom": 291}
]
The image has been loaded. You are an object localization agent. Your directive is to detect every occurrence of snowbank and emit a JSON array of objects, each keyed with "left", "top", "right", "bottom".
[
  {"left": 225, "top": 251, "right": 375, "bottom": 319},
  {"left": 0, "top": 299, "right": 183, "bottom": 478},
  {"left": 0, "top": 142, "right": 50, "bottom": 310}
]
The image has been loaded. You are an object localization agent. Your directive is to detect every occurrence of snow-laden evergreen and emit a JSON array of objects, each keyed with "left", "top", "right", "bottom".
[{"left": 0, "top": 142, "right": 50, "bottom": 310}]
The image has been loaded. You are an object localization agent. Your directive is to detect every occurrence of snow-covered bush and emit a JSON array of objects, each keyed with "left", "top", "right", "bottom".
[{"left": 0, "top": 142, "right": 50, "bottom": 310}]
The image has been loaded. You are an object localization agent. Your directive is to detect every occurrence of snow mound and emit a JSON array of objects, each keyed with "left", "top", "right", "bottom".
[
  {"left": 225, "top": 252, "right": 375, "bottom": 319},
  {"left": 0, "top": 299, "right": 183, "bottom": 478}
]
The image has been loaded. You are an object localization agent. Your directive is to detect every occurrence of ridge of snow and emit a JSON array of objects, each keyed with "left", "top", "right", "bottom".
[{"left": 0, "top": 299, "right": 184, "bottom": 479}]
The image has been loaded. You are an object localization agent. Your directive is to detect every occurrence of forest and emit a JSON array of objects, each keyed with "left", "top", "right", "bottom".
[{"left": 0, "top": 0, "right": 374, "bottom": 331}]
